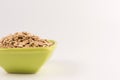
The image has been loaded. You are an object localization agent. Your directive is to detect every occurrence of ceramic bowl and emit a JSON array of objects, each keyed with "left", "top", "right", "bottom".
[{"left": 0, "top": 40, "right": 56, "bottom": 74}]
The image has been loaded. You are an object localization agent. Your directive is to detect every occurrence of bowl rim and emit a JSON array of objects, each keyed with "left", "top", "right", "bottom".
[{"left": 0, "top": 40, "right": 56, "bottom": 50}]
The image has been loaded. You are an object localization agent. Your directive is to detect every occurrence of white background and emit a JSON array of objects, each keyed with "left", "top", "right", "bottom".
[{"left": 0, "top": 0, "right": 120, "bottom": 80}]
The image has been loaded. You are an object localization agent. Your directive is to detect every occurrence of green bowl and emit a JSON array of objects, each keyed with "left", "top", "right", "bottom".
[{"left": 0, "top": 40, "right": 56, "bottom": 74}]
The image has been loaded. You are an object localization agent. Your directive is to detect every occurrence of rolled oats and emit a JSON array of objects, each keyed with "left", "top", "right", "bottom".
[{"left": 0, "top": 32, "right": 54, "bottom": 48}]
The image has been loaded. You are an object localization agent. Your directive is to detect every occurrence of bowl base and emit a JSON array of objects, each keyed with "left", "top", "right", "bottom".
[
  {"left": 6, "top": 70, "right": 38, "bottom": 74},
  {"left": 3, "top": 68, "right": 39, "bottom": 74},
  {"left": 7, "top": 71, "right": 37, "bottom": 74}
]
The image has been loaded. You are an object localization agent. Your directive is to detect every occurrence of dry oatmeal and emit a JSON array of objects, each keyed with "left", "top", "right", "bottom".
[{"left": 0, "top": 32, "right": 54, "bottom": 48}]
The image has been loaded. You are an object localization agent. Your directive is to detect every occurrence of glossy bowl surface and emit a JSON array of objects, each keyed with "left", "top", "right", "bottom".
[{"left": 0, "top": 40, "right": 56, "bottom": 74}]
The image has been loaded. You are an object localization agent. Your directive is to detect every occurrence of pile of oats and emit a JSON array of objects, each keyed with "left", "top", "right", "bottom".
[{"left": 0, "top": 32, "right": 54, "bottom": 48}]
